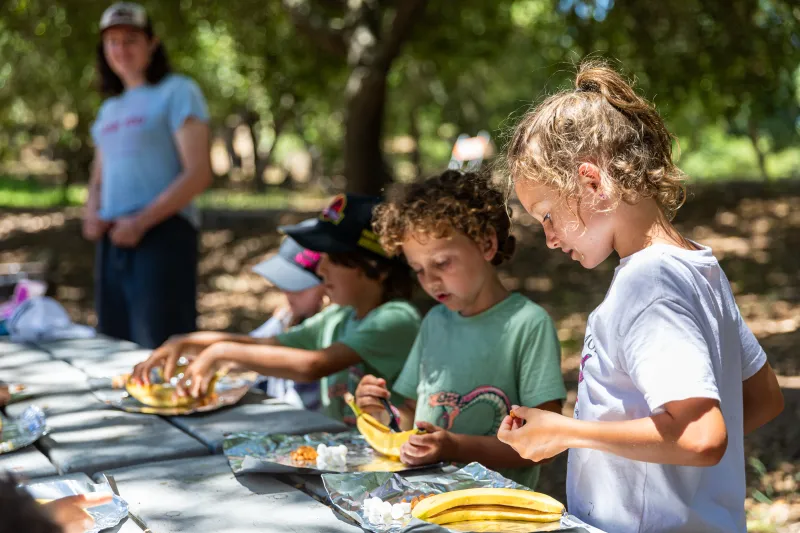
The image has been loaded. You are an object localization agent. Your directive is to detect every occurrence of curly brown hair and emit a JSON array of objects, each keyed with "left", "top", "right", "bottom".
[
  {"left": 506, "top": 59, "right": 686, "bottom": 220},
  {"left": 373, "top": 170, "right": 515, "bottom": 266}
]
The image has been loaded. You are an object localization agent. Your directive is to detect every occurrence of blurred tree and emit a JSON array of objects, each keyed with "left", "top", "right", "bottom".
[
  {"left": 562, "top": 0, "right": 800, "bottom": 180},
  {"left": 276, "top": 0, "right": 429, "bottom": 194},
  {"left": 0, "top": 0, "right": 797, "bottom": 201}
]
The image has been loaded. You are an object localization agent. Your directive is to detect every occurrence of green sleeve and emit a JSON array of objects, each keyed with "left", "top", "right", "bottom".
[
  {"left": 518, "top": 313, "right": 567, "bottom": 408},
  {"left": 392, "top": 324, "right": 425, "bottom": 401},
  {"left": 337, "top": 301, "right": 420, "bottom": 384},
  {"left": 275, "top": 305, "right": 338, "bottom": 350}
]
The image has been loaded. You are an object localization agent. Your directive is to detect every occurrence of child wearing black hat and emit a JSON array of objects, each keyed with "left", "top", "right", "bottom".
[{"left": 133, "top": 195, "right": 420, "bottom": 423}]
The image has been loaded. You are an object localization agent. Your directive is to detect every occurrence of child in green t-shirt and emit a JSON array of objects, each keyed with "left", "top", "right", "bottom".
[
  {"left": 131, "top": 194, "right": 421, "bottom": 423},
  {"left": 356, "top": 171, "right": 567, "bottom": 489}
]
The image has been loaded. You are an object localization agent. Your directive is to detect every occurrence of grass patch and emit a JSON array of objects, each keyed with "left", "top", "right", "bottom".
[{"left": 0, "top": 176, "right": 326, "bottom": 211}]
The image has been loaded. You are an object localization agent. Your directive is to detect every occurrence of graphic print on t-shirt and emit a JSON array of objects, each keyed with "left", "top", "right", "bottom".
[
  {"left": 427, "top": 386, "right": 511, "bottom": 434},
  {"left": 574, "top": 332, "right": 597, "bottom": 420}
]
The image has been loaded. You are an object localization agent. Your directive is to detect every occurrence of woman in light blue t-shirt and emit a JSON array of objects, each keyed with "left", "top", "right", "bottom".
[{"left": 84, "top": 3, "right": 212, "bottom": 348}]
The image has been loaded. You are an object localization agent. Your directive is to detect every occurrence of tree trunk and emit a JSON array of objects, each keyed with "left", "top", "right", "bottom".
[
  {"left": 747, "top": 119, "right": 768, "bottom": 181},
  {"left": 409, "top": 106, "right": 422, "bottom": 179},
  {"left": 344, "top": 66, "right": 392, "bottom": 195},
  {"left": 243, "top": 111, "right": 267, "bottom": 192},
  {"left": 223, "top": 124, "right": 242, "bottom": 179}
]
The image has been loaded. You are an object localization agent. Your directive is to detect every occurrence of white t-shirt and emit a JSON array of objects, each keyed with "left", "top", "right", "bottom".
[{"left": 567, "top": 243, "right": 766, "bottom": 533}]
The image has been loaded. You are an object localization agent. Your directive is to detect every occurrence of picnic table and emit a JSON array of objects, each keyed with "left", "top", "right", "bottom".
[
  {"left": 0, "top": 336, "right": 600, "bottom": 533},
  {"left": 0, "top": 335, "right": 365, "bottom": 532}
]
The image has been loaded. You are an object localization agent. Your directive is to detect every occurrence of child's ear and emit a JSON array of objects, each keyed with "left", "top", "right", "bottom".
[
  {"left": 578, "top": 162, "right": 605, "bottom": 198},
  {"left": 482, "top": 230, "right": 499, "bottom": 262}
]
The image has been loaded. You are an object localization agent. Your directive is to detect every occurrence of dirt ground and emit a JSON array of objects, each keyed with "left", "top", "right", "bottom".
[{"left": 2, "top": 181, "right": 799, "bottom": 531}]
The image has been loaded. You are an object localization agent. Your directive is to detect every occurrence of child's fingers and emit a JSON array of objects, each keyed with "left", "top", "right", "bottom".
[
  {"left": 356, "top": 398, "right": 386, "bottom": 412},
  {"left": 414, "top": 421, "right": 439, "bottom": 433},
  {"left": 131, "top": 360, "right": 154, "bottom": 386},
  {"left": 163, "top": 349, "right": 182, "bottom": 381},
  {"left": 356, "top": 384, "right": 390, "bottom": 399},
  {"left": 400, "top": 441, "right": 431, "bottom": 462},
  {"left": 408, "top": 430, "right": 438, "bottom": 446},
  {"left": 63, "top": 493, "right": 114, "bottom": 508},
  {"left": 510, "top": 406, "right": 532, "bottom": 420},
  {"left": 498, "top": 415, "right": 514, "bottom": 433}
]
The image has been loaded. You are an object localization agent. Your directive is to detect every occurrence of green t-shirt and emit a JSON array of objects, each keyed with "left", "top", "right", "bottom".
[
  {"left": 393, "top": 293, "right": 566, "bottom": 489},
  {"left": 276, "top": 300, "right": 421, "bottom": 423}
]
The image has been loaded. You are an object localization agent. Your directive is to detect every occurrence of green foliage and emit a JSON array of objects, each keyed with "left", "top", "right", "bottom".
[{"left": 0, "top": 0, "right": 797, "bottom": 192}]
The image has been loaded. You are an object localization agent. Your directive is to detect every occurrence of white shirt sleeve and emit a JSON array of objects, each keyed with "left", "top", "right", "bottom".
[
  {"left": 622, "top": 297, "right": 720, "bottom": 412},
  {"left": 737, "top": 311, "right": 767, "bottom": 380},
  {"left": 249, "top": 310, "right": 291, "bottom": 339}
]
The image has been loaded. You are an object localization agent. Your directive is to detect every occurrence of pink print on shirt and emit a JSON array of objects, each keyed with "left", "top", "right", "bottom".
[
  {"left": 428, "top": 386, "right": 511, "bottom": 434},
  {"left": 100, "top": 115, "right": 145, "bottom": 136}
]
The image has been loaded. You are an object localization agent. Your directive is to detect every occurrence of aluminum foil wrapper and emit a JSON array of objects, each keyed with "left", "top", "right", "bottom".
[
  {"left": 107, "top": 369, "right": 259, "bottom": 416},
  {"left": 25, "top": 479, "right": 128, "bottom": 533},
  {"left": 323, "top": 462, "right": 601, "bottom": 533},
  {"left": 0, "top": 405, "right": 46, "bottom": 454},
  {"left": 224, "top": 430, "right": 440, "bottom": 475}
]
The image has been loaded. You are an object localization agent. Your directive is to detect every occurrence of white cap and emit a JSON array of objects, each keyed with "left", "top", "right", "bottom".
[
  {"left": 7, "top": 297, "right": 95, "bottom": 343},
  {"left": 100, "top": 3, "right": 148, "bottom": 31}
]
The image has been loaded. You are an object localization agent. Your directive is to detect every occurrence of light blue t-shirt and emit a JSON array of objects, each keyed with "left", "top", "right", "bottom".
[{"left": 90, "top": 74, "right": 209, "bottom": 226}]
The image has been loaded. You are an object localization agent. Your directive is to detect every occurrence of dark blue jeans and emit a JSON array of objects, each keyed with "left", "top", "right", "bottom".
[{"left": 95, "top": 215, "right": 197, "bottom": 349}]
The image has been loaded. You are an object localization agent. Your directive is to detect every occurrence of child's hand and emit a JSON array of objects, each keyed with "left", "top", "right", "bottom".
[
  {"left": 399, "top": 421, "right": 453, "bottom": 466},
  {"left": 355, "top": 374, "right": 391, "bottom": 417},
  {"left": 497, "top": 405, "right": 570, "bottom": 463},
  {"left": 42, "top": 493, "right": 113, "bottom": 533},
  {"left": 130, "top": 339, "right": 188, "bottom": 386},
  {"left": 176, "top": 342, "right": 232, "bottom": 398}
]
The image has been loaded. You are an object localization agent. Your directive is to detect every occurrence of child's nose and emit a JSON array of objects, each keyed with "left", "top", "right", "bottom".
[{"left": 544, "top": 227, "right": 560, "bottom": 249}]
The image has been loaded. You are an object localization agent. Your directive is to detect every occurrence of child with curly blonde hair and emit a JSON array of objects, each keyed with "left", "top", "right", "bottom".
[
  {"left": 500, "top": 60, "right": 784, "bottom": 533},
  {"left": 355, "top": 170, "right": 567, "bottom": 489}
]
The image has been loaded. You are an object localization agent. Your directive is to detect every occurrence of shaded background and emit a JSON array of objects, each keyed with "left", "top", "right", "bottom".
[{"left": 0, "top": 1, "right": 798, "bottom": 531}]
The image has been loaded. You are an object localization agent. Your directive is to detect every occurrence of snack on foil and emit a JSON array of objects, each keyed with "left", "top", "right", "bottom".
[
  {"left": 25, "top": 479, "right": 127, "bottom": 533},
  {"left": 322, "top": 462, "right": 572, "bottom": 533}
]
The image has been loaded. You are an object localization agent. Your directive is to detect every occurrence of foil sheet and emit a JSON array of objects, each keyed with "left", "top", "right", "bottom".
[
  {"left": 107, "top": 369, "right": 259, "bottom": 415},
  {"left": 323, "top": 462, "right": 600, "bottom": 533},
  {"left": 25, "top": 479, "right": 128, "bottom": 533},
  {"left": 0, "top": 405, "right": 46, "bottom": 454},
  {"left": 224, "top": 430, "right": 441, "bottom": 475}
]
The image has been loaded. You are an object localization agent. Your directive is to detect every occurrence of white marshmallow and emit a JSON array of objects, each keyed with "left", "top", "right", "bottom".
[{"left": 391, "top": 503, "right": 406, "bottom": 520}]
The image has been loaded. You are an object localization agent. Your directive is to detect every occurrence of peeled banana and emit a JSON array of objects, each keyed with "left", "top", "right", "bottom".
[
  {"left": 343, "top": 393, "right": 420, "bottom": 459},
  {"left": 125, "top": 380, "right": 195, "bottom": 408},
  {"left": 125, "top": 368, "right": 220, "bottom": 408},
  {"left": 412, "top": 488, "right": 564, "bottom": 525}
]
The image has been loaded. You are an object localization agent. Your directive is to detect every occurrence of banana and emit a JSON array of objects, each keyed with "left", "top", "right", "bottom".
[
  {"left": 412, "top": 488, "right": 564, "bottom": 523},
  {"left": 125, "top": 368, "right": 221, "bottom": 408},
  {"left": 343, "top": 393, "right": 420, "bottom": 459},
  {"left": 125, "top": 380, "right": 195, "bottom": 408},
  {"left": 424, "top": 505, "right": 563, "bottom": 525}
]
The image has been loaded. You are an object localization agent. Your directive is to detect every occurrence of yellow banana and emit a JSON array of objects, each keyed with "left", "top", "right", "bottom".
[
  {"left": 424, "top": 505, "right": 563, "bottom": 525},
  {"left": 125, "top": 368, "right": 221, "bottom": 408},
  {"left": 343, "top": 393, "right": 420, "bottom": 459},
  {"left": 412, "top": 488, "right": 564, "bottom": 523}
]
